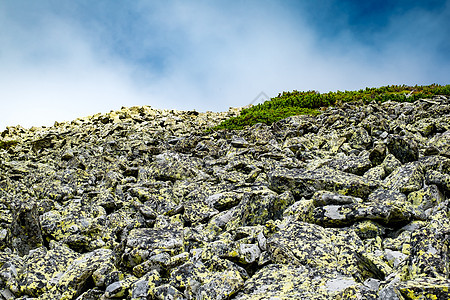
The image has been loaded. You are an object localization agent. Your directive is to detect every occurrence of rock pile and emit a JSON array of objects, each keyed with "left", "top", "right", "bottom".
[{"left": 0, "top": 97, "right": 449, "bottom": 299}]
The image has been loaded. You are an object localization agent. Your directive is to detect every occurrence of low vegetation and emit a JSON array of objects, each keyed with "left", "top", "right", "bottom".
[{"left": 210, "top": 84, "right": 450, "bottom": 131}]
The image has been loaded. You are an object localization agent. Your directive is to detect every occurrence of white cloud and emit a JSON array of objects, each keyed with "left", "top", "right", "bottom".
[
  {"left": 0, "top": 10, "right": 153, "bottom": 130},
  {"left": 0, "top": 1, "right": 448, "bottom": 130},
  {"left": 136, "top": 1, "right": 449, "bottom": 111}
]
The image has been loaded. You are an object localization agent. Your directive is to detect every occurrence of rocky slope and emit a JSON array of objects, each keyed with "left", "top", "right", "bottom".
[{"left": 0, "top": 97, "right": 449, "bottom": 299}]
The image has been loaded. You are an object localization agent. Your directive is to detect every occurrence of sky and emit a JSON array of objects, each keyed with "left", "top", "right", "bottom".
[{"left": 1, "top": 0, "right": 449, "bottom": 130}]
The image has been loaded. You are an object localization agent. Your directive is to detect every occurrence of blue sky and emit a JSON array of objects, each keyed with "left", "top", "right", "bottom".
[{"left": 1, "top": 1, "right": 449, "bottom": 130}]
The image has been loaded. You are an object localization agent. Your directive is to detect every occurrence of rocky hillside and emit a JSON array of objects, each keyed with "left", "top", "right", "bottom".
[{"left": 0, "top": 96, "right": 449, "bottom": 299}]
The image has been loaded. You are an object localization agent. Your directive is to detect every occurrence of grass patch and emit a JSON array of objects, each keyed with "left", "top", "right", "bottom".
[{"left": 210, "top": 84, "right": 450, "bottom": 131}]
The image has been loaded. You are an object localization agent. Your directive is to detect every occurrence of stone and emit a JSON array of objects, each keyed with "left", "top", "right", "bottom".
[
  {"left": 234, "top": 264, "right": 376, "bottom": 300},
  {"left": 312, "top": 190, "right": 363, "bottom": 206},
  {"left": 104, "top": 275, "right": 138, "bottom": 298},
  {"left": 183, "top": 200, "right": 219, "bottom": 225},
  {"left": 205, "top": 191, "right": 243, "bottom": 211},
  {"left": 351, "top": 220, "right": 386, "bottom": 240},
  {"left": 123, "top": 226, "right": 184, "bottom": 267},
  {"left": 0, "top": 288, "right": 15, "bottom": 300},
  {"left": 426, "top": 170, "right": 450, "bottom": 194},
  {"left": 169, "top": 260, "right": 244, "bottom": 299},
  {"left": 41, "top": 248, "right": 115, "bottom": 299},
  {"left": 397, "top": 277, "right": 450, "bottom": 299},
  {"left": 268, "top": 166, "right": 379, "bottom": 199},
  {"left": 266, "top": 220, "right": 389, "bottom": 280},
  {"left": 7, "top": 200, "right": 43, "bottom": 256},
  {"left": 327, "top": 153, "right": 373, "bottom": 175},
  {"left": 363, "top": 165, "right": 386, "bottom": 181},
  {"left": 382, "top": 153, "right": 402, "bottom": 175},
  {"left": 153, "top": 284, "right": 185, "bottom": 300},
  {"left": 383, "top": 162, "right": 424, "bottom": 193},
  {"left": 384, "top": 249, "right": 407, "bottom": 268},
  {"left": 149, "top": 152, "right": 199, "bottom": 182},
  {"left": 39, "top": 198, "right": 107, "bottom": 252},
  {"left": 349, "top": 127, "right": 372, "bottom": 150},
  {"left": 18, "top": 243, "right": 79, "bottom": 296},
  {"left": 0, "top": 139, "right": 19, "bottom": 151},
  {"left": 367, "top": 188, "right": 407, "bottom": 203},
  {"left": 74, "top": 288, "right": 104, "bottom": 300},
  {"left": 408, "top": 185, "right": 444, "bottom": 214},
  {"left": 406, "top": 219, "right": 450, "bottom": 279},
  {"left": 129, "top": 270, "right": 162, "bottom": 299},
  {"left": 386, "top": 134, "right": 419, "bottom": 164},
  {"left": 369, "top": 144, "right": 386, "bottom": 165}
]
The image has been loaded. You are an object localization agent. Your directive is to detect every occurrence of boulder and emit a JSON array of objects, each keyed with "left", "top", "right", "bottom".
[
  {"left": 7, "top": 200, "right": 43, "bottom": 256},
  {"left": 234, "top": 264, "right": 376, "bottom": 299},
  {"left": 123, "top": 226, "right": 184, "bottom": 267},
  {"left": 386, "top": 134, "right": 419, "bottom": 163},
  {"left": 268, "top": 166, "right": 379, "bottom": 199},
  {"left": 41, "top": 248, "right": 115, "bottom": 299},
  {"left": 18, "top": 243, "right": 79, "bottom": 297}
]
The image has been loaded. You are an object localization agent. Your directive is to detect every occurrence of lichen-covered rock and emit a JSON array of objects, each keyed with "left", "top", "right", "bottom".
[
  {"left": 406, "top": 218, "right": 450, "bottom": 279},
  {"left": 205, "top": 191, "right": 243, "bottom": 211},
  {"left": 397, "top": 277, "right": 450, "bottom": 299},
  {"left": 0, "top": 97, "right": 449, "bottom": 299},
  {"left": 351, "top": 220, "right": 386, "bottom": 240},
  {"left": 266, "top": 220, "right": 390, "bottom": 280},
  {"left": 382, "top": 153, "right": 402, "bottom": 175},
  {"left": 234, "top": 264, "right": 376, "bottom": 300},
  {"left": 7, "top": 200, "right": 43, "bottom": 256},
  {"left": 349, "top": 127, "right": 372, "bottom": 150},
  {"left": 149, "top": 152, "right": 200, "bottom": 182},
  {"left": 74, "top": 288, "right": 104, "bottom": 300},
  {"left": 153, "top": 283, "right": 185, "bottom": 300},
  {"left": 123, "top": 226, "right": 184, "bottom": 267},
  {"left": 182, "top": 199, "right": 219, "bottom": 225},
  {"left": 41, "top": 248, "right": 115, "bottom": 299},
  {"left": 426, "top": 169, "right": 450, "bottom": 194},
  {"left": 312, "top": 190, "right": 363, "bottom": 206},
  {"left": 169, "top": 260, "right": 244, "bottom": 299},
  {"left": 237, "top": 188, "right": 294, "bottom": 227},
  {"left": 429, "top": 130, "right": 450, "bottom": 157},
  {"left": 129, "top": 269, "right": 163, "bottom": 300},
  {"left": 0, "top": 253, "right": 23, "bottom": 296},
  {"left": 408, "top": 185, "right": 444, "bottom": 215},
  {"left": 312, "top": 200, "right": 419, "bottom": 227},
  {"left": 327, "top": 153, "right": 373, "bottom": 175},
  {"left": 268, "top": 166, "right": 379, "bottom": 199},
  {"left": 383, "top": 162, "right": 424, "bottom": 193},
  {"left": 0, "top": 138, "right": 19, "bottom": 151},
  {"left": 40, "top": 198, "right": 107, "bottom": 252},
  {"left": 104, "top": 275, "right": 138, "bottom": 298},
  {"left": 132, "top": 252, "right": 171, "bottom": 277},
  {"left": 17, "top": 243, "right": 79, "bottom": 297},
  {"left": 386, "top": 134, "right": 419, "bottom": 164}
]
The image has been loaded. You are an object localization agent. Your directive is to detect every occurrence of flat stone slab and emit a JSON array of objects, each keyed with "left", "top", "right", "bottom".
[{"left": 268, "top": 166, "right": 379, "bottom": 198}]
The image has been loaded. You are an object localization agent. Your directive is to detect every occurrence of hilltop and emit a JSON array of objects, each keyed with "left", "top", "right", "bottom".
[{"left": 0, "top": 86, "right": 449, "bottom": 299}]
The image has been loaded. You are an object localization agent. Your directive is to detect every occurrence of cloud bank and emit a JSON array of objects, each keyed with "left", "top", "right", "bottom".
[{"left": 0, "top": 1, "right": 449, "bottom": 130}]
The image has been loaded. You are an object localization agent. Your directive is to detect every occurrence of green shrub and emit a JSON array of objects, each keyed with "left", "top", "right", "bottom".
[{"left": 209, "top": 84, "right": 450, "bottom": 131}]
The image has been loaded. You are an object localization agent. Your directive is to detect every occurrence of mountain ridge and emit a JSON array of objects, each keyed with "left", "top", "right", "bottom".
[{"left": 0, "top": 91, "right": 449, "bottom": 299}]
